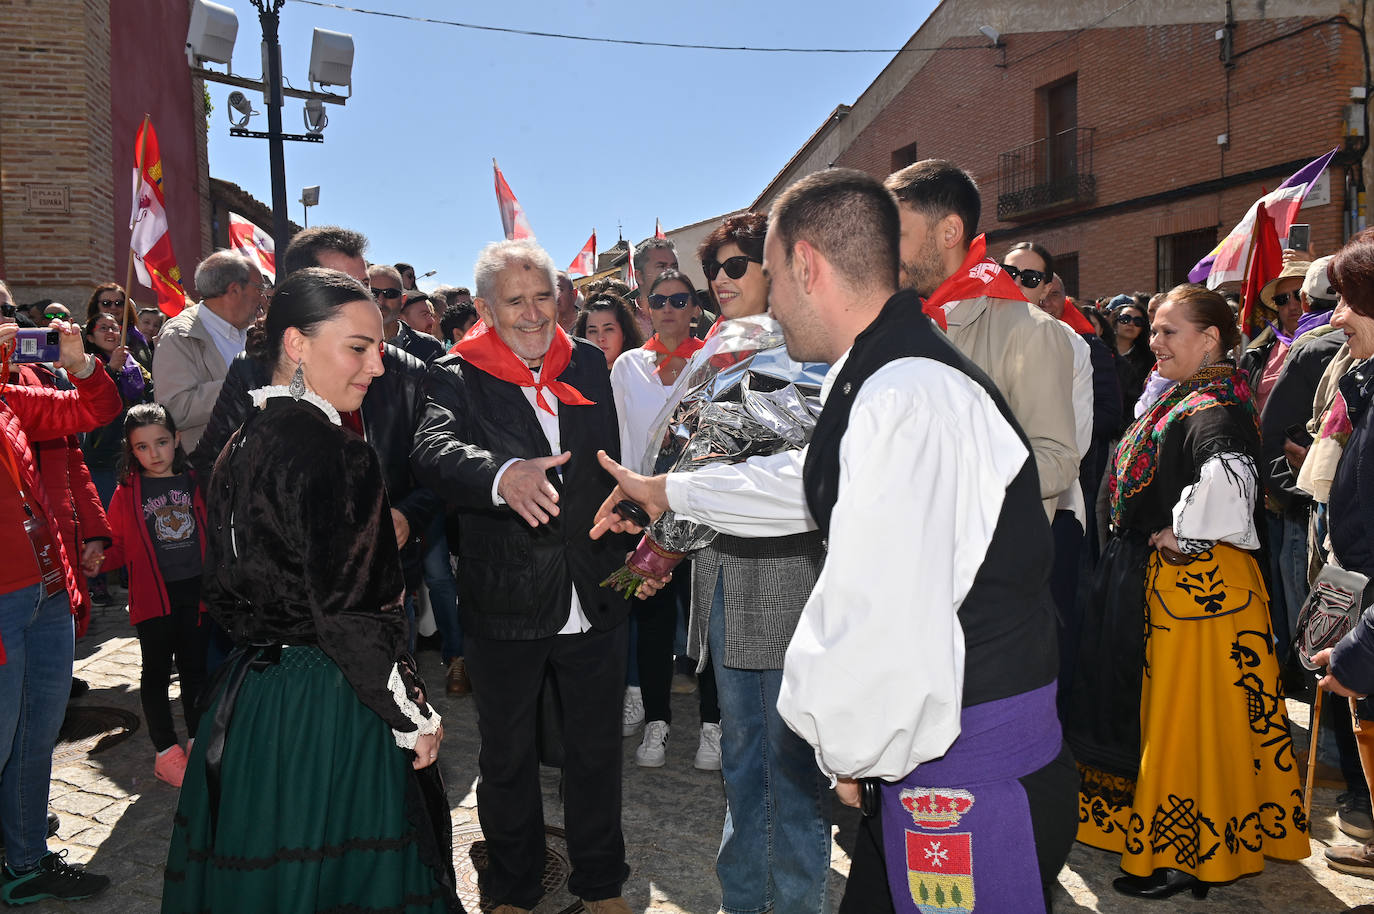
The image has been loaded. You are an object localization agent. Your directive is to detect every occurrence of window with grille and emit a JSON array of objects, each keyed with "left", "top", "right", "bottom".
[{"left": 1156, "top": 228, "right": 1218, "bottom": 293}]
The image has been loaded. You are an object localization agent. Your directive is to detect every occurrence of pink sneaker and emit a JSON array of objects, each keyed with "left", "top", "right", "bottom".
[{"left": 154, "top": 745, "right": 188, "bottom": 787}]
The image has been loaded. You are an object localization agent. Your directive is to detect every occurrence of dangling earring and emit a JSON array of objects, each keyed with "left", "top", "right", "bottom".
[{"left": 289, "top": 361, "right": 306, "bottom": 399}]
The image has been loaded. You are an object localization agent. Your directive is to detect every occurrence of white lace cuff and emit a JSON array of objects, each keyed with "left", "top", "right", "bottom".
[{"left": 387, "top": 663, "right": 441, "bottom": 750}]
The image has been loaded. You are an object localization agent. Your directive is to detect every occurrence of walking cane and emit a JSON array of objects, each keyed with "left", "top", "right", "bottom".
[{"left": 1304, "top": 686, "right": 1325, "bottom": 822}]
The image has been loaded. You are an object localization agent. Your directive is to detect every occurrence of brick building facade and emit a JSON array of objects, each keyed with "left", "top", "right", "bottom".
[
  {"left": 754, "top": 0, "right": 1369, "bottom": 299},
  {"left": 0, "top": 0, "right": 210, "bottom": 309}
]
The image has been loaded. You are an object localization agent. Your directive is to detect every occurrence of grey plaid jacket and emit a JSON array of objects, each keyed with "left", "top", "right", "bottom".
[{"left": 687, "top": 530, "right": 825, "bottom": 671}]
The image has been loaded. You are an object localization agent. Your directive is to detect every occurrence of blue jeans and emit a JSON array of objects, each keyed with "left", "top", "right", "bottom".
[
  {"left": 0, "top": 585, "right": 74, "bottom": 871},
  {"left": 708, "top": 575, "right": 830, "bottom": 914},
  {"left": 422, "top": 517, "right": 462, "bottom": 662}
]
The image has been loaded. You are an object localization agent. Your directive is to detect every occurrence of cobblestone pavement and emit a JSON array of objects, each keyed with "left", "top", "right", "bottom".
[{"left": 22, "top": 599, "right": 1374, "bottom": 913}]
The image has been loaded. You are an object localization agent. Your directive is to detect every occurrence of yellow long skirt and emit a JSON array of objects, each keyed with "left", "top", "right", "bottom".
[{"left": 1077, "top": 544, "right": 1310, "bottom": 880}]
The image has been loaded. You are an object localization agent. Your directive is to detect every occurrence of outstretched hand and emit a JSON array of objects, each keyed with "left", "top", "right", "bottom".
[
  {"left": 589, "top": 450, "right": 670, "bottom": 540},
  {"left": 499, "top": 452, "right": 572, "bottom": 528}
]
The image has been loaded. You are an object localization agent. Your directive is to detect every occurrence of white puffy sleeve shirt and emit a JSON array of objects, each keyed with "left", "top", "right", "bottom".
[{"left": 775, "top": 356, "right": 1029, "bottom": 781}]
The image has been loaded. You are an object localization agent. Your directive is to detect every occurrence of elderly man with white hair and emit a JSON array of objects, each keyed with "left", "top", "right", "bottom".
[
  {"left": 152, "top": 249, "right": 266, "bottom": 450},
  {"left": 411, "top": 240, "right": 634, "bottom": 914}
]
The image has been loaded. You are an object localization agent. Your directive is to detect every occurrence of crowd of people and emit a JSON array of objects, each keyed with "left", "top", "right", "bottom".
[{"left": 0, "top": 153, "right": 1372, "bottom": 914}]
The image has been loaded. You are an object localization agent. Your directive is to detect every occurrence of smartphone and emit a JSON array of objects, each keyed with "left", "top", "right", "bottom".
[
  {"left": 1288, "top": 223, "right": 1311, "bottom": 252},
  {"left": 1285, "top": 421, "right": 1314, "bottom": 449},
  {"left": 11, "top": 328, "right": 60, "bottom": 363}
]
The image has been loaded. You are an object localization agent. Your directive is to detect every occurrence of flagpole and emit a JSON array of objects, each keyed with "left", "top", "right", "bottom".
[{"left": 122, "top": 113, "right": 151, "bottom": 348}]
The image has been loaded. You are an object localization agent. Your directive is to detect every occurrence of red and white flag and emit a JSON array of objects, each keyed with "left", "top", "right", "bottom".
[
  {"left": 129, "top": 118, "right": 187, "bottom": 315},
  {"left": 654, "top": 218, "right": 666, "bottom": 240},
  {"left": 493, "top": 159, "right": 534, "bottom": 241},
  {"left": 568, "top": 231, "right": 596, "bottom": 277},
  {"left": 623, "top": 242, "right": 637, "bottom": 290},
  {"left": 227, "top": 213, "right": 276, "bottom": 284}
]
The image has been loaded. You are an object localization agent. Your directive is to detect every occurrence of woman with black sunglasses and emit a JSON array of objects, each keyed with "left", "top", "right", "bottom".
[
  {"left": 609, "top": 270, "right": 720, "bottom": 771},
  {"left": 83, "top": 283, "right": 153, "bottom": 371},
  {"left": 689, "top": 213, "right": 831, "bottom": 914},
  {"left": 1003, "top": 242, "right": 1055, "bottom": 308},
  {"left": 1112, "top": 303, "right": 1155, "bottom": 416}
]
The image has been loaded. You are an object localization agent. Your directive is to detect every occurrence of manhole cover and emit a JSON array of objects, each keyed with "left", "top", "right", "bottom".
[
  {"left": 53, "top": 706, "right": 140, "bottom": 764},
  {"left": 452, "top": 823, "right": 583, "bottom": 914}
]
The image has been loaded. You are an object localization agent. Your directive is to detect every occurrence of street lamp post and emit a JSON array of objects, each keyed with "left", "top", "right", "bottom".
[
  {"left": 255, "top": 0, "right": 290, "bottom": 252},
  {"left": 301, "top": 185, "right": 320, "bottom": 228}
]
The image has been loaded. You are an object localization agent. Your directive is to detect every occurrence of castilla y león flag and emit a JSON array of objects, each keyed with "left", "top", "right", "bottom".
[
  {"left": 568, "top": 231, "right": 596, "bottom": 277},
  {"left": 129, "top": 119, "right": 187, "bottom": 316},
  {"left": 493, "top": 159, "right": 534, "bottom": 241},
  {"left": 228, "top": 213, "right": 276, "bottom": 284}
]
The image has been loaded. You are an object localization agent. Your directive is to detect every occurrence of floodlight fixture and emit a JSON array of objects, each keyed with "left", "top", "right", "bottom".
[
  {"left": 186, "top": 0, "right": 238, "bottom": 70},
  {"left": 309, "top": 28, "right": 354, "bottom": 96},
  {"left": 978, "top": 25, "right": 1003, "bottom": 47},
  {"left": 227, "top": 90, "right": 256, "bottom": 128},
  {"left": 303, "top": 98, "right": 328, "bottom": 134}
]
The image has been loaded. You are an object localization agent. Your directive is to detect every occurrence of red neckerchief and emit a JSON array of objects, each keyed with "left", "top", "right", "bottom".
[
  {"left": 1060, "top": 300, "right": 1096, "bottom": 335},
  {"left": 922, "top": 235, "right": 1028, "bottom": 317},
  {"left": 450, "top": 321, "right": 594, "bottom": 415},
  {"left": 643, "top": 334, "right": 704, "bottom": 375}
]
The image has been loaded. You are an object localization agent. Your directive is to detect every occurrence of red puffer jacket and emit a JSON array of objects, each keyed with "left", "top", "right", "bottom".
[
  {"left": 12, "top": 365, "right": 113, "bottom": 638},
  {"left": 0, "top": 366, "right": 121, "bottom": 662}
]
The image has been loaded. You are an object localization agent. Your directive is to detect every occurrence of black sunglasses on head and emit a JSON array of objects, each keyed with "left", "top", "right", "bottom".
[
  {"left": 704, "top": 254, "right": 759, "bottom": 282},
  {"left": 648, "top": 292, "right": 693, "bottom": 310},
  {"left": 370, "top": 287, "right": 403, "bottom": 301},
  {"left": 1116, "top": 313, "right": 1148, "bottom": 328},
  {"left": 1001, "top": 264, "right": 1047, "bottom": 289}
]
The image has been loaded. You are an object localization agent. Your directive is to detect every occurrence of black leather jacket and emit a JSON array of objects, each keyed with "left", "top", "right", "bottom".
[
  {"left": 191, "top": 343, "right": 445, "bottom": 560},
  {"left": 390, "top": 322, "right": 446, "bottom": 364},
  {"left": 410, "top": 340, "right": 632, "bottom": 640}
]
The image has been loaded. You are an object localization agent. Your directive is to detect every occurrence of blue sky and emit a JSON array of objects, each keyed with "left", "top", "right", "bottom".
[{"left": 205, "top": 0, "right": 938, "bottom": 290}]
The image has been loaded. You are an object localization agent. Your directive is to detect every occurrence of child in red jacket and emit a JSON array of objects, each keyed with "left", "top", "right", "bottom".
[{"left": 103, "top": 403, "right": 207, "bottom": 788}]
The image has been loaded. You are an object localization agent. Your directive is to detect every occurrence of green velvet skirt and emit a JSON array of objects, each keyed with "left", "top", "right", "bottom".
[{"left": 162, "top": 646, "right": 457, "bottom": 913}]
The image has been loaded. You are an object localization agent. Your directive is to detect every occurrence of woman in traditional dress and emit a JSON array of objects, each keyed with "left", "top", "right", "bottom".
[
  {"left": 1066, "top": 283, "right": 1309, "bottom": 900},
  {"left": 162, "top": 268, "right": 460, "bottom": 913}
]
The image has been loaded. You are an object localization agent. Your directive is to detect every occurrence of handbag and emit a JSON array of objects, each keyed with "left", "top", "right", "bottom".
[{"left": 1294, "top": 563, "right": 1369, "bottom": 670}]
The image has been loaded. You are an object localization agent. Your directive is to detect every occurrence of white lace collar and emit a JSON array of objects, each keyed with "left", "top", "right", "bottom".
[{"left": 247, "top": 386, "right": 342, "bottom": 426}]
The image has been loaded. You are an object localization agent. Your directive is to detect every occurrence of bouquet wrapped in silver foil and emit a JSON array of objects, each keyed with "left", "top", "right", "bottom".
[{"left": 602, "top": 314, "right": 827, "bottom": 595}]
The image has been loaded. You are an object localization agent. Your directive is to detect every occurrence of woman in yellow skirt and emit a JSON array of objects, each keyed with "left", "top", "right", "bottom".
[{"left": 1065, "top": 284, "right": 1309, "bottom": 900}]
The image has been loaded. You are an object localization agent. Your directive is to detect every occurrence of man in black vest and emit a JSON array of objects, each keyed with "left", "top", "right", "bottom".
[
  {"left": 411, "top": 240, "right": 633, "bottom": 914},
  {"left": 591, "top": 170, "right": 1076, "bottom": 912}
]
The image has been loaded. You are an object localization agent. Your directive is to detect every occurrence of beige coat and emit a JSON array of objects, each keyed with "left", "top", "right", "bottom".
[
  {"left": 943, "top": 294, "right": 1080, "bottom": 519},
  {"left": 151, "top": 304, "right": 229, "bottom": 451}
]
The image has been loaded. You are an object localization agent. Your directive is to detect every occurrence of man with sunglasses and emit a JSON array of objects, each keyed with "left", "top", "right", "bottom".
[
  {"left": 368, "top": 264, "right": 444, "bottom": 364},
  {"left": 152, "top": 250, "right": 266, "bottom": 451},
  {"left": 884, "top": 160, "right": 1078, "bottom": 521}
]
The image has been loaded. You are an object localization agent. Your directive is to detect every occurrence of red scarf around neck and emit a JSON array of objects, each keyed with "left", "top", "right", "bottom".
[
  {"left": 450, "top": 321, "right": 594, "bottom": 415},
  {"left": 643, "top": 334, "right": 704, "bottom": 374},
  {"left": 922, "top": 234, "right": 1028, "bottom": 315}
]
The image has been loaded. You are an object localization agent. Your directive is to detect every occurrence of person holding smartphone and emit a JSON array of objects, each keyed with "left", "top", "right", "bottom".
[{"left": 0, "top": 318, "right": 120, "bottom": 905}]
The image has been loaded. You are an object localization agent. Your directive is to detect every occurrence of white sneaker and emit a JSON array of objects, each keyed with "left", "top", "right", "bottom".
[
  {"left": 622, "top": 686, "right": 645, "bottom": 737},
  {"left": 635, "top": 720, "right": 669, "bottom": 767},
  {"left": 694, "top": 722, "right": 722, "bottom": 771}
]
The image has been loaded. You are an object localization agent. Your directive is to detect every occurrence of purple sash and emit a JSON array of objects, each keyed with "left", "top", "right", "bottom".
[{"left": 881, "top": 682, "right": 1061, "bottom": 914}]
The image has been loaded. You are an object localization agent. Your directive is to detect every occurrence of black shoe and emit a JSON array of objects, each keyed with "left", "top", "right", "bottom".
[
  {"left": 69, "top": 678, "right": 89, "bottom": 699},
  {"left": 0, "top": 851, "right": 110, "bottom": 904},
  {"left": 1112, "top": 868, "right": 1210, "bottom": 900}
]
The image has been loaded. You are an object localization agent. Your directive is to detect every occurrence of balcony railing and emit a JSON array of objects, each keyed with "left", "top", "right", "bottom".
[{"left": 996, "top": 127, "right": 1096, "bottom": 221}]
